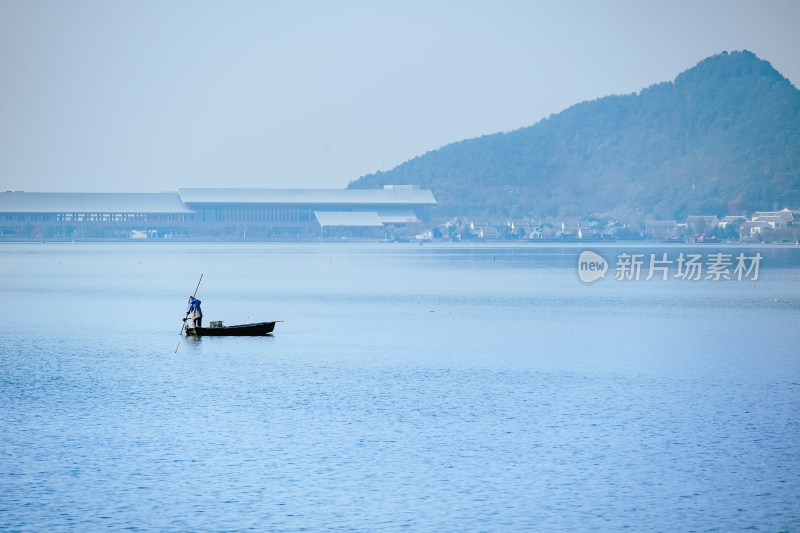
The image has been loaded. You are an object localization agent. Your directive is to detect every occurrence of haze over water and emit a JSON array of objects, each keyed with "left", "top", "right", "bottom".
[{"left": 1, "top": 242, "right": 799, "bottom": 531}]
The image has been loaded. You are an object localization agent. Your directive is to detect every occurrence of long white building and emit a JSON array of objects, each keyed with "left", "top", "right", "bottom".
[{"left": 0, "top": 187, "right": 436, "bottom": 240}]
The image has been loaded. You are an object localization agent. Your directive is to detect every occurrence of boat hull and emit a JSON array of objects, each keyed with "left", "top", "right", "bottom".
[{"left": 185, "top": 321, "right": 276, "bottom": 336}]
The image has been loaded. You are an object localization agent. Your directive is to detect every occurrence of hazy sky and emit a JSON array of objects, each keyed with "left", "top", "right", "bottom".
[{"left": 1, "top": 0, "right": 798, "bottom": 193}]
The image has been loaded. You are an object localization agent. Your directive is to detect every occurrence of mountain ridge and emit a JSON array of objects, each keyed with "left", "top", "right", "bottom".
[{"left": 348, "top": 50, "right": 800, "bottom": 222}]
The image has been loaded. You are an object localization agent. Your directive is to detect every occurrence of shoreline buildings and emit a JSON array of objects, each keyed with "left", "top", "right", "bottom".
[{"left": 0, "top": 187, "right": 437, "bottom": 241}]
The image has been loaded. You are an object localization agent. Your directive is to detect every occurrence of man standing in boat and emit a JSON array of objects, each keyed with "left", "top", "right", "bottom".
[{"left": 185, "top": 296, "right": 203, "bottom": 328}]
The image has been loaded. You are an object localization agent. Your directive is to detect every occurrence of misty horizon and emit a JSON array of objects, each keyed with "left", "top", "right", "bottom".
[{"left": 1, "top": 1, "right": 798, "bottom": 194}]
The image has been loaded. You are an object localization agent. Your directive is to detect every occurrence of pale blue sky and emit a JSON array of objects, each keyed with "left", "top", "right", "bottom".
[{"left": 1, "top": 0, "right": 798, "bottom": 192}]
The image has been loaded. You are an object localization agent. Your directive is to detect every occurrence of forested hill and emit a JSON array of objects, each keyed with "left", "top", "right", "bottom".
[{"left": 348, "top": 51, "right": 800, "bottom": 221}]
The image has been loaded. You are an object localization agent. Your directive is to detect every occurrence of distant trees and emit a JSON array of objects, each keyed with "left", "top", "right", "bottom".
[{"left": 349, "top": 51, "right": 800, "bottom": 226}]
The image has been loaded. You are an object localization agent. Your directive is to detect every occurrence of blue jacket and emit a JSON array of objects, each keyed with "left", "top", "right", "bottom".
[{"left": 186, "top": 298, "right": 202, "bottom": 315}]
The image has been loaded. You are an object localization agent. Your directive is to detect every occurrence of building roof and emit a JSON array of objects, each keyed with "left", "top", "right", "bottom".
[
  {"left": 741, "top": 221, "right": 771, "bottom": 228},
  {"left": 314, "top": 211, "right": 384, "bottom": 227},
  {"left": 178, "top": 188, "right": 436, "bottom": 206},
  {"left": 0, "top": 192, "right": 192, "bottom": 213},
  {"left": 753, "top": 210, "right": 793, "bottom": 221},
  {"left": 754, "top": 216, "right": 788, "bottom": 225},
  {"left": 375, "top": 210, "right": 420, "bottom": 224}
]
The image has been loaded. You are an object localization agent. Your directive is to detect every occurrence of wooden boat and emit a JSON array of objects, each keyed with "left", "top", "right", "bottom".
[{"left": 185, "top": 321, "right": 277, "bottom": 336}]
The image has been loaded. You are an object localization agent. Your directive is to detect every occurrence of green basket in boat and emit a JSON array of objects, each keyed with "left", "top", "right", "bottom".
[{"left": 210, "top": 320, "right": 223, "bottom": 328}]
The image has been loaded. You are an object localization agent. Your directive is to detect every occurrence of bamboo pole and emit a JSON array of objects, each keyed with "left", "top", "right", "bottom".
[{"left": 176, "top": 273, "right": 203, "bottom": 352}]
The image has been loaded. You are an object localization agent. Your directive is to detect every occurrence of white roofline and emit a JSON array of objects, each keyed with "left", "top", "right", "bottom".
[
  {"left": 0, "top": 192, "right": 192, "bottom": 214},
  {"left": 314, "top": 211, "right": 384, "bottom": 227},
  {"left": 178, "top": 188, "right": 436, "bottom": 205}
]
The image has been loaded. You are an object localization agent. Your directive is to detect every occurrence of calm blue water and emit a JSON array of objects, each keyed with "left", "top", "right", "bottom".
[{"left": 1, "top": 242, "right": 799, "bottom": 531}]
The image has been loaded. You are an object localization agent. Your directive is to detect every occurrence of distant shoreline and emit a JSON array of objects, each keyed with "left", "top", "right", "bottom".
[{"left": 2, "top": 239, "right": 798, "bottom": 248}]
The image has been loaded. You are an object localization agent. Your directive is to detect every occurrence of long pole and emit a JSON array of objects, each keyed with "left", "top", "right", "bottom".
[
  {"left": 176, "top": 274, "right": 203, "bottom": 351},
  {"left": 180, "top": 273, "right": 203, "bottom": 335},
  {"left": 192, "top": 273, "right": 204, "bottom": 298}
]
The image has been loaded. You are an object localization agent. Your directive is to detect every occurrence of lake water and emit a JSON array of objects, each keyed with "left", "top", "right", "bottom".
[{"left": 1, "top": 242, "right": 799, "bottom": 531}]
